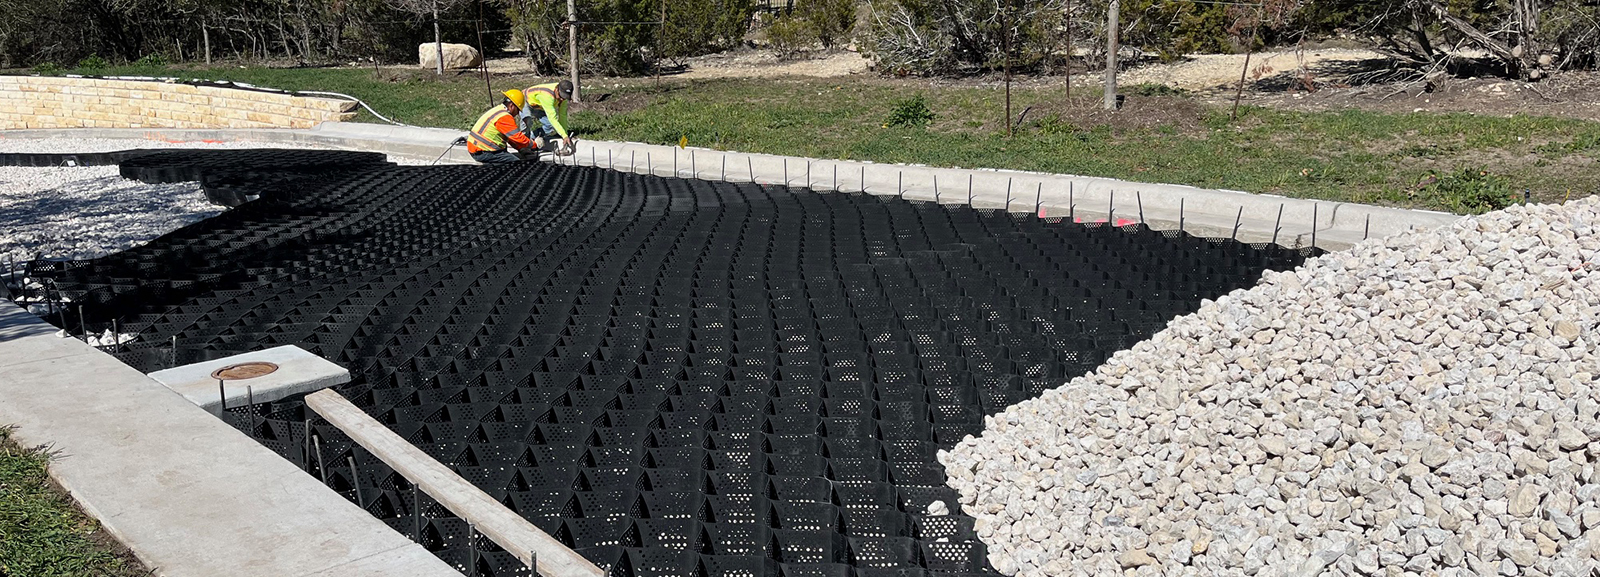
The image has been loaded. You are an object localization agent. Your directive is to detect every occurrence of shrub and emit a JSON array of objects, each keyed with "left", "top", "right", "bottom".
[
  {"left": 883, "top": 94, "right": 934, "bottom": 128},
  {"left": 133, "top": 53, "right": 167, "bottom": 68},
  {"left": 76, "top": 54, "right": 109, "bottom": 70},
  {"left": 796, "top": 0, "right": 857, "bottom": 48},
  {"left": 31, "top": 62, "right": 62, "bottom": 74},
  {"left": 767, "top": 16, "right": 817, "bottom": 60},
  {"left": 661, "top": 0, "right": 757, "bottom": 60}
]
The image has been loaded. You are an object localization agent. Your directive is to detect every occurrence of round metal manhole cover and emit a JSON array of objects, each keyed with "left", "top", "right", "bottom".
[{"left": 211, "top": 362, "right": 280, "bottom": 381}]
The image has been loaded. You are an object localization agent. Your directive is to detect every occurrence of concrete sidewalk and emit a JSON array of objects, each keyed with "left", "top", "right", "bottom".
[
  {"left": 0, "top": 122, "right": 1462, "bottom": 250},
  {"left": 0, "top": 301, "right": 460, "bottom": 577}
]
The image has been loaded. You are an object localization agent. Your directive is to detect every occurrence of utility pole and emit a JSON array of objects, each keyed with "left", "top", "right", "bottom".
[
  {"left": 433, "top": 0, "right": 444, "bottom": 75},
  {"left": 1103, "top": 0, "right": 1119, "bottom": 110},
  {"left": 567, "top": 0, "right": 581, "bottom": 102}
]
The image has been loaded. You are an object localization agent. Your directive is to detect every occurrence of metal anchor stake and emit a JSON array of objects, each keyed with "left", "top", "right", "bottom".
[
  {"left": 1069, "top": 183, "right": 1075, "bottom": 221},
  {"left": 348, "top": 454, "right": 366, "bottom": 508},
  {"left": 1311, "top": 204, "right": 1318, "bottom": 249},
  {"left": 1271, "top": 204, "right": 1284, "bottom": 245},
  {"left": 1232, "top": 207, "right": 1244, "bottom": 240},
  {"left": 313, "top": 434, "right": 328, "bottom": 484}
]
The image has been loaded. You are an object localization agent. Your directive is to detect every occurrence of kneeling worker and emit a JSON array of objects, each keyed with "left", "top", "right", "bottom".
[
  {"left": 467, "top": 89, "right": 534, "bottom": 164},
  {"left": 520, "top": 80, "right": 576, "bottom": 156}
]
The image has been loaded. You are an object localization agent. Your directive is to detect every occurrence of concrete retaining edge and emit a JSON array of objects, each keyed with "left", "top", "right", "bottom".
[
  {"left": 0, "top": 122, "right": 1463, "bottom": 250},
  {"left": 0, "top": 300, "right": 461, "bottom": 577}
]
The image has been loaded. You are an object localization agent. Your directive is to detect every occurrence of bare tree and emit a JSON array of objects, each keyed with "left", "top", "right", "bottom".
[{"left": 1330, "top": 0, "right": 1599, "bottom": 79}]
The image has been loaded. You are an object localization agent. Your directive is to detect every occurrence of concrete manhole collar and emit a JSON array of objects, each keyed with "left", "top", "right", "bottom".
[{"left": 210, "top": 362, "right": 280, "bottom": 381}]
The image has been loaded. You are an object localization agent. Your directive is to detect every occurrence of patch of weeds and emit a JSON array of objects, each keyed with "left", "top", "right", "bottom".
[
  {"left": 1354, "top": 186, "right": 1411, "bottom": 206},
  {"left": 1034, "top": 115, "right": 1078, "bottom": 136},
  {"left": 1399, "top": 143, "right": 1458, "bottom": 158},
  {"left": 132, "top": 53, "right": 168, "bottom": 68},
  {"left": 1418, "top": 167, "right": 1515, "bottom": 214},
  {"left": 1128, "top": 83, "right": 1189, "bottom": 97},
  {"left": 31, "top": 62, "right": 62, "bottom": 74},
  {"left": 1538, "top": 133, "right": 1600, "bottom": 154},
  {"left": 883, "top": 94, "right": 934, "bottom": 128}
]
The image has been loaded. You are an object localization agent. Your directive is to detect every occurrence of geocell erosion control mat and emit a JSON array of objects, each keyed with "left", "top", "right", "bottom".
[{"left": 16, "top": 149, "right": 1316, "bottom": 576}]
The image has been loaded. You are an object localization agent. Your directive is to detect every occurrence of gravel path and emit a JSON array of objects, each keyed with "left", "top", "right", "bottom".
[{"left": 943, "top": 198, "right": 1600, "bottom": 576}]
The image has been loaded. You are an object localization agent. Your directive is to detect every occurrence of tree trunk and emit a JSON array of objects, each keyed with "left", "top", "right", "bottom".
[
  {"left": 1103, "top": 0, "right": 1119, "bottom": 110},
  {"left": 203, "top": 24, "right": 212, "bottom": 65},
  {"left": 433, "top": 0, "right": 445, "bottom": 75},
  {"left": 1065, "top": 0, "right": 1072, "bottom": 97},
  {"left": 1514, "top": 0, "right": 1538, "bottom": 75},
  {"left": 567, "top": 0, "right": 580, "bottom": 101}
]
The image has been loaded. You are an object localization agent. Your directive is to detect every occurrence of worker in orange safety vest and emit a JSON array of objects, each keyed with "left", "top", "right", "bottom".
[{"left": 466, "top": 89, "right": 534, "bottom": 164}]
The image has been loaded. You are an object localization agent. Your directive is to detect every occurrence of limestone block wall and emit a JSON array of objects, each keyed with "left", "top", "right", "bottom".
[{"left": 0, "top": 76, "right": 358, "bottom": 130}]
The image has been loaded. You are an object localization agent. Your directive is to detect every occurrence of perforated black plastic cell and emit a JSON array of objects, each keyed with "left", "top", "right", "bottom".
[{"left": 26, "top": 150, "right": 1317, "bottom": 576}]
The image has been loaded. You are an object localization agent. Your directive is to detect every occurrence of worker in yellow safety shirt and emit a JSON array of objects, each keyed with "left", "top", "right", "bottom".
[
  {"left": 466, "top": 89, "right": 535, "bottom": 164},
  {"left": 519, "top": 80, "right": 576, "bottom": 156}
]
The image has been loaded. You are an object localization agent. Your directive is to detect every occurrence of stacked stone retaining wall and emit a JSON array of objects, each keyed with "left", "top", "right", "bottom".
[{"left": 0, "top": 76, "right": 357, "bottom": 130}]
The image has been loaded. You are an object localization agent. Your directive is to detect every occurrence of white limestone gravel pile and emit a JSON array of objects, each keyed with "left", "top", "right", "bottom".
[
  {"left": 941, "top": 197, "right": 1600, "bottom": 576},
  {"left": 0, "top": 163, "right": 220, "bottom": 265},
  {"left": 0, "top": 138, "right": 388, "bottom": 270}
]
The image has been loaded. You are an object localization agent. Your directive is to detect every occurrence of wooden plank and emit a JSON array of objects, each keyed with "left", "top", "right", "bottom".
[{"left": 305, "top": 389, "right": 603, "bottom": 577}]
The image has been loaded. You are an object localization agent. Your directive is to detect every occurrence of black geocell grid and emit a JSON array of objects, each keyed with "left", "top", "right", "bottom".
[{"left": 27, "top": 150, "right": 1317, "bottom": 577}]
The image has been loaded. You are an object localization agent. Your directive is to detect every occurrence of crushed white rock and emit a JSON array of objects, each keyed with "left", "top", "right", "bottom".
[
  {"left": 0, "top": 137, "right": 428, "bottom": 273},
  {"left": 942, "top": 197, "right": 1600, "bottom": 576}
]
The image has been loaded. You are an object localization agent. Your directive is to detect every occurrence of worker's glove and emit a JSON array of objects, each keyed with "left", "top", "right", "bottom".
[{"left": 451, "top": 136, "right": 468, "bottom": 146}]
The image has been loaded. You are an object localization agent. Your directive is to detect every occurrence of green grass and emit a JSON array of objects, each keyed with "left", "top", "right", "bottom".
[
  {"left": 0, "top": 427, "right": 147, "bottom": 577},
  {"left": 30, "top": 64, "right": 1600, "bottom": 213}
]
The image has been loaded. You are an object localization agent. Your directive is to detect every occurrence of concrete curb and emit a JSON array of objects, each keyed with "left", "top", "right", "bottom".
[
  {"left": 0, "top": 300, "right": 461, "bottom": 577},
  {"left": 0, "top": 122, "right": 1462, "bottom": 249}
]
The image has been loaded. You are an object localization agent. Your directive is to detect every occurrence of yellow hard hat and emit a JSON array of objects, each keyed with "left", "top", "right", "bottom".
[{"left": 502, "top": 89, "right": 526, "bottom": 109}]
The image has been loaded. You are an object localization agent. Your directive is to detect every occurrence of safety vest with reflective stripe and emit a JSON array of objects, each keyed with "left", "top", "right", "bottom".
[
  {"left": 467, "top": 107, "right": 529, "bottom": 154},
  {"left": 522, "top": 83, "right": 570, "bottom": 139}
]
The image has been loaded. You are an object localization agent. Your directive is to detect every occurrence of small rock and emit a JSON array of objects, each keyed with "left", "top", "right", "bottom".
[
  {"left": 1117, "top": 549, "right": 1157, "bottom": 568},
  {"left": 1498, "top": 539, "right": 1539, "bottom": 566}
]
